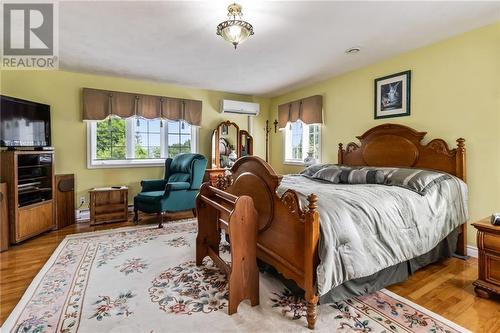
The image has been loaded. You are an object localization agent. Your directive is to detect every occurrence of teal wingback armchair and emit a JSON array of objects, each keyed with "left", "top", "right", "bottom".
[{"left": 133, "top": 153, "right": 207, "bottom": 228}]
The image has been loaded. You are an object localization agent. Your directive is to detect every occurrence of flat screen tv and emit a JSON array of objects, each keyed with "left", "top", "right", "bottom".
[{"left": 0, "top": 95, "right": 51, "bottom": 148}]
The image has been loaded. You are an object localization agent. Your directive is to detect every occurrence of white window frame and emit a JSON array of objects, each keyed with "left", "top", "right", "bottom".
[
  {"left": 283, "top": 121, "right": 321, "bottom": 166},
  {"left": 87, "top": 118, "right": 198, "bottom": 169}
]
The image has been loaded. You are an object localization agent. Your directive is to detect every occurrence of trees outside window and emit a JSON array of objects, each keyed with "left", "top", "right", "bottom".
[
  {"left": 284, "top": 121, "right": 321, "bottom": 164},
  {"left": 89, "top": 118, "right": 197, "bottom": 168}
]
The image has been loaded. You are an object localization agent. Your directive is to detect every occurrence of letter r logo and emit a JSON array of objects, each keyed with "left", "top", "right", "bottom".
[{"left": 3, "top": 3, "right": 53, "bottom": 56}]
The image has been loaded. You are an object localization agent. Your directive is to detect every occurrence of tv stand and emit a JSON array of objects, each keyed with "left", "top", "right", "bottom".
[
  {"left": 3, "top": 147, "right": 54, "bottom": 151},
  {"left": 34, "top": 146, "right": 54, "bottom": 151},
  {"left": 0, "top": 150, "right": 55, "bottom": 243}
]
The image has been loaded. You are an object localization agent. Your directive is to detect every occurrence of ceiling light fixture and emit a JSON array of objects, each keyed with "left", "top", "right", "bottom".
[
  {"left": 345, "top": 47, "right": 361, "bottom": 54},
  {"left": 217, "top": 3, "right": 254, "bottom": 49}
]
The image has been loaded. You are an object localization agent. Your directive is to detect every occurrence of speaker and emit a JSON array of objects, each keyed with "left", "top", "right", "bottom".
[{"left": 55, "top": 174, "right": 75, "bottom": 230}]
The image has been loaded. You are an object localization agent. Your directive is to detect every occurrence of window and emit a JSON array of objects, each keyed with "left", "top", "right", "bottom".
[
  {"left": 88, "top": 117, "right": 198, "bottom": 168},
  {"left": 134, "top": 118, "right": 161, "bottom": 159},
  {"left": 284, "top": 121, "right": 321, "bottom": 165},
  {"left": 167, "top": 120, "right": 192, "bottom": 158},
  {"left": 95, "top": 118, "right": 126, "bottom": 160}
]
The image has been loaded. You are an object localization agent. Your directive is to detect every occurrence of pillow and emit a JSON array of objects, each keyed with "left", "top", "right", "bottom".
[
  {"left": 312, "top": 165, "right": 344, "bottom": 183},
  {"left": 311, "top": 165, "right": 384, "bottom": 184},
  {"left": 385, "top": 168, "right": 451, "bottom": 195},
  {"left": 300, "top": 163, "right": 332, "bottom": 177},
  {"left": 359, "top": 166, "right": 397, "bottom": 178},
  {"left": 339, "top": 168, "right": 385, "bottom": 184}
]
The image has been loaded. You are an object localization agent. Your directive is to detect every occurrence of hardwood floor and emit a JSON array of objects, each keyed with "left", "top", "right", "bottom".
[
  {"left": 1, "top": 213, "right": 499, "bottom": 332},
  {"left": 0, "top": 211, "right": 192, "bottom": 325},
  {"left": 388, "top": 256, "right": 500, "bottom": 332}
]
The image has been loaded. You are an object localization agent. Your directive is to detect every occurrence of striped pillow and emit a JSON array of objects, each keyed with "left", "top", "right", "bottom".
[
  {"left": 385, "top": 168, "right": 451, "bottom": 195},
  {"left": 339, "top": 168, "right": 385, "bottom": 184},
  {"left": 311, "top": 166, "right": 385, "bottom": 184},
  {"left": 311, "top": 165, "right": 344, "bottom": 183},
  {"left": 300, "top": 163, "right": 333, "bottom": 177}
]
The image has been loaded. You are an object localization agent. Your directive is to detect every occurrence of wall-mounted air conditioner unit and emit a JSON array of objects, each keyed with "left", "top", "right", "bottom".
[{"left": 220, "top": 99, "right": 260, "bottom": 116}]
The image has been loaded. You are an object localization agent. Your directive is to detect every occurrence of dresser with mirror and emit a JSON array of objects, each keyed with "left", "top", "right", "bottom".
[{"left": 205, "top": 120, "right": 253, "bottom": 186}]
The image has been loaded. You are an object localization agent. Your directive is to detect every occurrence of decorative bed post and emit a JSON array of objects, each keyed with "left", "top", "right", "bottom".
[
  {"left": 455, "top": 138, "right": 467, "bottom": 257},
  {"left": 337, "top": 143, "right": 344, "bottom": 164},
  {"left": 455, "top": 138, "right": 466, "bottom": 182},
  {"left": 304, "top": 194, "right": 320, "bottom": 329}
]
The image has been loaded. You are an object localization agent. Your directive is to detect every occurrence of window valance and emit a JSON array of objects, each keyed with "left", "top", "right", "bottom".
[
  {"left": 82, "top": 88, "right": 202, "bottom": 126},
  {"left": 278, "top": 95, "right": 323, "bottom": 129}
]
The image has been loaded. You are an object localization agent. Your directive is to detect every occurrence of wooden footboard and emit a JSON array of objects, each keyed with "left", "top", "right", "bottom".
[
  {"left": 213, "top": 123, "right": 467, "bottom": 330},
  {"left": 217, "top": 157, "right": 321, "bottom": 329}
]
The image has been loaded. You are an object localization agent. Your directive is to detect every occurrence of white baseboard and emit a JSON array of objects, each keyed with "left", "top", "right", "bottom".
[
  {"left": 467, "top": 245, "right": 478, "bottom": 258},
  {"left": 75, "top": 209, "right": 90, "bottom": 222},
  {"left": 75, "top": 205, "right": 135, "bottom": 223}
]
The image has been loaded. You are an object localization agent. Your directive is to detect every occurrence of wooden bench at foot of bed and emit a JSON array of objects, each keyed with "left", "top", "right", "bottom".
[{"left": 196, "top": 183, "right": 260, "bottom": 315}]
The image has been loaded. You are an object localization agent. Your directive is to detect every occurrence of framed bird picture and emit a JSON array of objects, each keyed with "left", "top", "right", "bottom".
[{"left": 374, "top": 70, "right": 411, "bottom": 119}]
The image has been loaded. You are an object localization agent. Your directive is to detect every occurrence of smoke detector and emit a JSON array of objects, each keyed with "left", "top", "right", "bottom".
[{"left": 345, "top": 47, "right": 361, "bottom": 54}]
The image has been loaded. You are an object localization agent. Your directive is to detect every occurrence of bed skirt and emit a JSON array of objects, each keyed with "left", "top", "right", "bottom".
[{"left": 259, "top": 229, "right": 459, "bottom": 303}]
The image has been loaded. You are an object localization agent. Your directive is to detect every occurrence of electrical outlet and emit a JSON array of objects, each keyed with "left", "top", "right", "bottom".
[{"left": 79, "top": 196, "right": 85, "bottom": 206}]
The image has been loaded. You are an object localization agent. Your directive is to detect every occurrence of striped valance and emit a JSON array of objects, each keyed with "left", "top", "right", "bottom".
[
  {"left": 278, "top": 95, "right": 323, "bottom": 129},
  {"left": 82, "top": 88, "right": 202, "bottom": 126}
]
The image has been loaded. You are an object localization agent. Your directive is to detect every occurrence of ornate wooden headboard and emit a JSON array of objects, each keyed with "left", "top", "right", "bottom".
[{"left": 337, "top": 124, "right": 466, "bottom": 181}]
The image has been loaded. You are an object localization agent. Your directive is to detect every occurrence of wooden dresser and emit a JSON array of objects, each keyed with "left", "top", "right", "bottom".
[
  {"left": 473, "top": 217, "right": 500, "bottom": 298},
  {"left": 203, "top": 168, "right": 226, "bottom": 186}
]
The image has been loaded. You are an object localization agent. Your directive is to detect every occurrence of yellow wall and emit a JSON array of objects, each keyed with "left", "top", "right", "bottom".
[
  {"left": 0, "top": 70, "right": 270, "bottom": 207},
  {"left": 1, "top": 22, "right": 498, "bottom": 247},
  {"left": 268, "top": 22, "right": 500, "bottom": 246}
]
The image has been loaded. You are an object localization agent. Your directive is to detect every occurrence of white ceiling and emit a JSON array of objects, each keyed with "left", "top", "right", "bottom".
[{"left": 60, "top": 1, "right": 500, "bottom": 97}]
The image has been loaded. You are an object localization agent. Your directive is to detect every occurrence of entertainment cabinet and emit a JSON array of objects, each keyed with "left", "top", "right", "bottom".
[{"left": 1, "top": 150, "right": 55, "bottom": 243}]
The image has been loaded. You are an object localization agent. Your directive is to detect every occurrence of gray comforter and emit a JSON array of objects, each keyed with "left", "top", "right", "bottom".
[{"left": 276, "top": 174, "right": 468, "bottom": 296}]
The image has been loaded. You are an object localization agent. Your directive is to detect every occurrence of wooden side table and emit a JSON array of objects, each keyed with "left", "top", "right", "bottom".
[
  {"left": 89, "top": 187, "right": 128, "bottom": 225},
  {"left": 472, "top": 217, "right": 500, "bottom": 298}
]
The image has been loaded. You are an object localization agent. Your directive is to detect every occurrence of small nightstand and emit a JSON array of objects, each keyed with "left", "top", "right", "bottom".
[
  {"left": 89, "top": 187, "right": 128, "bottom": 225},
  {"left": 472, "top": 217, "right": 500, "bottom": 299}
]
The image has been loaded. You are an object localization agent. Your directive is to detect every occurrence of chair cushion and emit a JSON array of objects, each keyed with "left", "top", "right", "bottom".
[
  {"left": 166, "top": 182, "right": 190, "bottom": 191},
  {"left": 136, "top": 191, "right": 165, "bottom": 203},
  {"left": 141, "top": 179, "right": 167, "bottom": 192}
]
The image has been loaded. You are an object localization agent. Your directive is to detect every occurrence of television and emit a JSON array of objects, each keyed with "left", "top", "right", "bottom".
[{"left": 0, "top": 95, "right": 51, "bottom": 148}]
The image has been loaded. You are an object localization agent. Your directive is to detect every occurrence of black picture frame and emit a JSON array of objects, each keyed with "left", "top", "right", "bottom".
[{"left": 374, "top": 70, "right": 411, "bottom": 119}]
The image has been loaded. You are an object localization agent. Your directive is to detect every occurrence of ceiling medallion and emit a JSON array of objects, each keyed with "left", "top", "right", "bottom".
[{"left": 216, "top": 3, "right": 254, "bottom": 49}]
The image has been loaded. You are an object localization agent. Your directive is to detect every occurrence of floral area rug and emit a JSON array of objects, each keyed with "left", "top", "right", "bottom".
[{"left": 2, "top": 219, "right": 470, "bottom": 333}]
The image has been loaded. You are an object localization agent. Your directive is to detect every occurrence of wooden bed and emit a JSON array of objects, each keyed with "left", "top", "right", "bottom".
[{"left": 214, "top": 123, "right": 467, "bottom": 329}]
